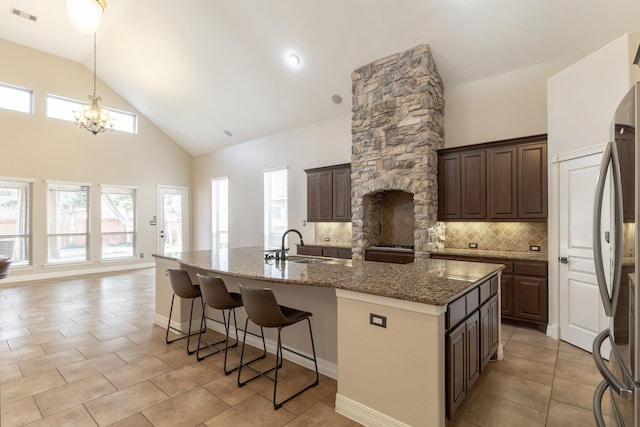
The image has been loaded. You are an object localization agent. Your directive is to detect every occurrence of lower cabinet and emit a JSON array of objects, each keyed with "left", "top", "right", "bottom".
[
  {"left": 446, "top": 276, "right": 499, "bottom": 419},
  {"left": 296, "top": 245, "right": 351, "bottom": 259}
]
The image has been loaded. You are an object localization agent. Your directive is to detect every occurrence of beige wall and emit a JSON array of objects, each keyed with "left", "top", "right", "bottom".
[{"left": 0, "top": 39, "right": 192, "bottom": 281}]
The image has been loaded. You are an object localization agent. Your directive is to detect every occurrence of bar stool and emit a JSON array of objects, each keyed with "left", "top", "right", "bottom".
[
  {"left": 237, "top": 284, "right": 319, "bottom": 410},
  {"left": 196, "top": 274, "right": 267, "bottom": 374},
  {"left": 165, "top": 268, "right": 204, "bottom": 354}
]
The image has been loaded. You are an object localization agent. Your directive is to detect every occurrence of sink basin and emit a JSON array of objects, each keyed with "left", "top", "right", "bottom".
[{"left": 286, "top": 256, "right": 329, "bottom": 264}]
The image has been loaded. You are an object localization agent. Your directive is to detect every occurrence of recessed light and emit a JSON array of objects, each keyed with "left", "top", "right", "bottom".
[
  {"left": 224, "top": 130, "right": 232, "bottom": 137},
  {"left": 286, "top": 53, "right": 301, "bottom": 68},
  {"left": 331, "top": 94, "right": 343, "bottom": 105}
]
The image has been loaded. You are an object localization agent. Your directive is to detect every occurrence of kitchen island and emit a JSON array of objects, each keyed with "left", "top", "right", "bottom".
[{"left": 153, "top": 247, "right": 503, "bottom": 427}]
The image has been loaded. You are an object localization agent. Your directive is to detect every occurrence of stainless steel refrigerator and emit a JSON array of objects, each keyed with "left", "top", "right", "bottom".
[{"left": 593, "top": 83, "right": 639, "bottom": 426}]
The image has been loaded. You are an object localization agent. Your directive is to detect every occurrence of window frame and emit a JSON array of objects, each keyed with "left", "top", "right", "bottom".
[
  {"left": 211, "top": 176, "right": 229, "bottom": 250},
  {"left": 0, "top": 177, "right": 33, "bottom": 266},
  {"left": 100, "top": 184, "right": 138, "bottom": 261},
  {"left": 46, "top": 181, "right": 91, "bottom": 265},
  {"left": 263, "top": 167, "right": 288, "bottom": 249},
  {"left": 0, "top": 82, "right": 33, "bottom": 114}
]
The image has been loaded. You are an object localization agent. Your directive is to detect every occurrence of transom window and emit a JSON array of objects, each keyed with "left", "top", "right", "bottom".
[
  {"left": 46, "top": 94, "right": 137, "bottom": 134},
  {"left": 0, "top": 82, "right": 33, "bottom": 114}
]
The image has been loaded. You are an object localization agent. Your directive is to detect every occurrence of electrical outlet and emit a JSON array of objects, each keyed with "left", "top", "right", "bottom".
[
  {"left": 324, "top": 237, "right": 330, "bottom": 242},
  {"left": 469, "top": 242, "right": 478, "bottom": 249},
  {"left": 530, "top": 245, "right": 541, "bottom": 252},
  {"left": 369, "top": 313, "right": 387, "bottom": 328},
  {"left": 140, "top": 253, "right": 144, "bottom": 258}
]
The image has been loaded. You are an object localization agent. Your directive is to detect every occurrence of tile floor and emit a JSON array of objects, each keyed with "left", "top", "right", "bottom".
[{"left": 0, "top": 268, "right": 611, "bottom": 426}]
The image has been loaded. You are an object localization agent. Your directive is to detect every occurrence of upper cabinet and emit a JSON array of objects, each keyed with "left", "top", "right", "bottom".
[
  {"left": 306, "top": 163, "right": 351, "bottom": 222},
  {"left": 438, "top": 135, "right": 547, "bottom": 221}
]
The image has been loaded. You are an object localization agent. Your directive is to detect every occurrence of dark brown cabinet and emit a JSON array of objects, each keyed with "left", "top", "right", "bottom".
[
  {"left": 518, "top": 142, "right": 547, "bottom": 219},
  {"left": 446, "top": 275, "right": 499, "bottom": 419},
  {"left": 306, "top": 164, "right": 351, "bottom": 222},
  {"left": 438, "top": 135, "right": 547, "bottom": 221},
  {"left": 296, "top": 244, "right": 351, "bottom": 259},
  {"left": 431, "top": 254, "right": 548, "bottom": 329},
  {"left": 438, "top": 151, "right": 486, "bottom": 220}
]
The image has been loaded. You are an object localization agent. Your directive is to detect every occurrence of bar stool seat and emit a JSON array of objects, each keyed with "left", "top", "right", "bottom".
[
  {"left": 196, "top": 274, "right": 267, "bottom": 374},
  {"left": 165, "top": 268, "right": 204, "bottom": 354},
  {"left": 237, "top": 284, "right": 319, "bottom": 410}
]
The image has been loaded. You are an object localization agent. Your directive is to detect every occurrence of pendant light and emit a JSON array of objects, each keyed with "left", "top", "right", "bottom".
[{"left": 67, "top": 0, "right": 107, "bottom": 35}]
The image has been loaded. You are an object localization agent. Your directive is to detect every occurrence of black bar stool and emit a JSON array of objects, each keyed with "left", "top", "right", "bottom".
[
  {"left": 195, "top": 274, "right": 267, "bottom": 374},
  {"left": 165, "top": 268, "right": 204, "bottom": 354},
  {"left": 237, "top": 284, "right": 319, "bottom": 410}
]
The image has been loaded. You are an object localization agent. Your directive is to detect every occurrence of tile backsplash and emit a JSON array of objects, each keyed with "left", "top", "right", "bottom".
[
  {"left": 444, "top": 222, "right": 548, "bottom": 253},
  {"left": 314, "top": 222, "right": 352, "bottom": 246}
]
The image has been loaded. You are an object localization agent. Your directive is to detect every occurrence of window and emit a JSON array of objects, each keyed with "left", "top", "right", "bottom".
[
  {"left": 0, "top": 82, "right": 33, "bottom": 113},
  {"left": 47, "top": 183, "right": 89, "bottom": 263},
  {"left": 264, "top": 168, "right": 288, "bottom": 248},
  {"left": 101, "top": 186, "right": 136, "bottom": 259},
  {"left": 211, "top": 177, "right": 229, "bottom": 250},
  {"left": 0, "top": 179, "right": 33, "bottom": 265},
  {"left": 46, "top": 94, "right": 138, "bottom": 134}
]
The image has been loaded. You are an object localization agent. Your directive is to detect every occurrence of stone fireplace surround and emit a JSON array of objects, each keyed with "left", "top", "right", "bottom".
[{"left": 351, "top": 44, "right": 445, "bottom": 260}]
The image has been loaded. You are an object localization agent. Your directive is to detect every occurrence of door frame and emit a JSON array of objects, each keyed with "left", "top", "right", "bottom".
[
  {"left": 157, "top": 185, "right": 190, "bottom": 255},
  {"left": 549, "top": 143, "right": 607, "bottom": 341}
]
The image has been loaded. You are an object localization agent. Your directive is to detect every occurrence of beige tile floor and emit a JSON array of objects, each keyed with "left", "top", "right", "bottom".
[{"left": 0, "top": 268, "right": 610, "bottom": 426}]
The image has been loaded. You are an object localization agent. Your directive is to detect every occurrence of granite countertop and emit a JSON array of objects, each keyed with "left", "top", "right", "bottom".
[
  {"left": 154, "top": 247, "right": 503, "bottom": 306},
  {"left": 430, "top": 248, "right": 549, "bottom": 262}
]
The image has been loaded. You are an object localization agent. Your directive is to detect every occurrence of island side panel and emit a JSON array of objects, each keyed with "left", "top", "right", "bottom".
[
  {"left": 154, "top": 257, "right": 204, "bottom": 330},
  {"left": 336, "top": 289, "right": 447, "bottom": 427}
]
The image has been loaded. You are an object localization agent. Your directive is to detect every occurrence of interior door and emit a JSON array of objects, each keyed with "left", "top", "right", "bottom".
[
  {"left": 157, "top": 186, "right": 188, "bottom": 256},
  {"left": 559, "top": 152, "right": 611, "bottom": 355}
]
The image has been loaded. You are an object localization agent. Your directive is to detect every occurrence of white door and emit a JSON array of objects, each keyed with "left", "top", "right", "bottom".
[
  {"left": 559, "top": 152, "right": 611, "bottom": 355},
  {"left": 157, "top": 186, "right": 189, "bottom": 256}
]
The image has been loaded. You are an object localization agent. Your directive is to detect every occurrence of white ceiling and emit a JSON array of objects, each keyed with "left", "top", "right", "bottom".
[{"left": 2, "top": 1, "right": 640, "bottom": 156}]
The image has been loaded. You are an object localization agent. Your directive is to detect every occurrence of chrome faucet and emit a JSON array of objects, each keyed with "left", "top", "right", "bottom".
[{"left": 281, "top": 229, "right": 304, "bottom": 260}]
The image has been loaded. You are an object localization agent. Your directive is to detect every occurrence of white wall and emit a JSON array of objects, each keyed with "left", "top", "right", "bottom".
[
  {"left": 444, "top": 55, "right": 582, "bottom": 148},
  {"left": 0, "top": 39, "right": 192, "bottom": 281},
  {"left": 547, "top": 31, "right": 640, "bottom": 340},
  {"left": 192, "top": 116, "right": 351, "bottom": 250}
]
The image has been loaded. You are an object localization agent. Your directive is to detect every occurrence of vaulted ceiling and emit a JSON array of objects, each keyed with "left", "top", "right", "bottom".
[{"left": 2, "top": 1, "right": 640, "bottom": 155}]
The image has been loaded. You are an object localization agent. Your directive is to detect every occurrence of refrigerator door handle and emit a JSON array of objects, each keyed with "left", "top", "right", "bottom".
[
  {"left": 593, "top": 329, "right": 633, "bottom": 399},
  {"left": 593, "top": 141, "right": 623, "bottom": 316},
  {"left": 593, "top": 380, "right": 609, "bottom": 427}
]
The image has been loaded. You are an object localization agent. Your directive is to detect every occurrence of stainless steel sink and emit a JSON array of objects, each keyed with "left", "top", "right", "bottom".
[{"left": 286, "top": 256, "right": 329, "bottom": 264}]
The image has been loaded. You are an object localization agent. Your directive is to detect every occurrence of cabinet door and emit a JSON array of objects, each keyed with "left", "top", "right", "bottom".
[
  {"left": 337, "top": 247, "right": 352, "bottom": 259},
  {"left": 465, "top": 311, "right": 480, "bottom": 389},
  {"left": 501, "top": 275, "right": 514, "bottom": 317},
  {"left": 518, "top": 142, "right": 547, "bottom": 219},
  {"left": 318, "top": 170, "right": 334, "bottom": 221},
  {"left": 322, "top": 247, "right": 339, "bottom": 258},
  {"left": 438, "top": 153, "right": 461, "bottom": 220},
  {"left": 461, "top": 151, "right": 486, "bottom": 219},
  {"left": 490, "top": 294, "right": 499, "bottom": 356},
  {"left": 306, "top": 172, "right": 320, "bottom": 222},
  {"left": 487, "top": 146, "right": 517, "bottom": 219},
  {"left": 479, "top": 301, "right": 491, "bottom": 371},
  {"left": 332, "top": 167, "right": 351, "bottom": 221},
  {"left": 514, "top": 276, "right": 548, "bottom": 323},
  {"left": 446, "top": 321, "right": 467, "bottom": 418}
]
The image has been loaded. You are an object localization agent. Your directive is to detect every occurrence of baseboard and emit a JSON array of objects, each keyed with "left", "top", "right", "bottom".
[
  {"left": 335, "top": 393, "right": 410, "bottom": 427},
  {"left": 546, "top": 322, "right": 559, "bottom": 340},
  {"left": 153, "top": 316, "right": 338, "bottom": 379},
  {"left": 1, "top": 262, "right": 155, "bottom": 284}
]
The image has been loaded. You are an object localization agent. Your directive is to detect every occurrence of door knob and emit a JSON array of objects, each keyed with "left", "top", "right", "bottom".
[{"left": 559, "top": 257, "right": 569, "bottom": 264}]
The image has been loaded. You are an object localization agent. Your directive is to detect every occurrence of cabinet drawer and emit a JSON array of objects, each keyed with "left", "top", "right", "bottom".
[
  {"left": 479, "top": 280, "right": 491, "bottom": 305},
  {"left": 297, "top": 246, "right": 309, "bottom": 255},
  {"left": 466, "top": 287, "right": 480, "bottom": 312},
  {"left": 447, "top": 296, "right": 467, "bottom": 330},
  {"left": 322, "top": 247, "right": 339, "bottom": 258},
  {"left": 482, "top": 258, "right": 513, "bottom": 274},
  {"left": 338, "top": 247, "right": 352, "bottom": 259},
  {"left": 307, "top": 247, "right": 323, "bottom": 256},
  {"left": 514, "top": 262, "right": 547, "bottom": 277}
]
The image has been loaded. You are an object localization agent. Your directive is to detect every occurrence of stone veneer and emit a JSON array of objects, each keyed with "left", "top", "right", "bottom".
[{"left": 351, "top": 44, "right": 445, "bottom": 260}]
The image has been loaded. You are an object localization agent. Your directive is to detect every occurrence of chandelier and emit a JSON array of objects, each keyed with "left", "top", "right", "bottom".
[{"left": 73, "top": 32, "right": 115, "bottom": 135}]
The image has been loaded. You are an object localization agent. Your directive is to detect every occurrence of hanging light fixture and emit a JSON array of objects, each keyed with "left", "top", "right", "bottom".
[
  {"left": 73, "top": 33, "right": 115, "bottom": 135},
  {"left": 67, "top": 0, "right": 106, "bottom": 35}
]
